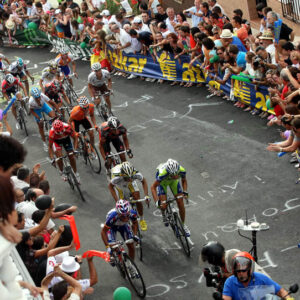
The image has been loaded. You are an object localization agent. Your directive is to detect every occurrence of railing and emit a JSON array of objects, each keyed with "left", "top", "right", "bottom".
[{"left": 281, "top": 0, "right": 300, "bottom": 23}]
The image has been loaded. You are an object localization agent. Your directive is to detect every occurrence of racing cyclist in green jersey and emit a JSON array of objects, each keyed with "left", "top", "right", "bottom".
[{"left": 151, "top": 158, "right": 190, "bottom": 237}]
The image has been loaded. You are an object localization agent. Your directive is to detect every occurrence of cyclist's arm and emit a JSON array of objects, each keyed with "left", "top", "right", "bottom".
[
  {"left": 48, "top": 140, "right": 55, "bottom": 160},
  {"left": 30, "top": 109, "right": 41, "bottom": 121},
  {"left": 71, "top": 132, "right": 78, "bottom": 150},
  {"left": 107, "top": 78, "right": 112, "bottom": 90},
  {"left": 122, "top": 133, "right": 130, "bottom": 150},
  {"left": 141, "top": 177, "right": 149, "bottom": 197},
  {"left": 71, "top": 60, "right": 76, "bottom": 75},
  {"left": 131, "top": 219, "right": 138, "bottom": 235},
  {"left": 25, "top": 69, "right": 33, "bottom": 79},
  {"left": 48, "top": 99, "right": 60, "bottom": 112},
  {"left": 61, "top": 89, "right": 71, "bottom": 105},
  {"left": 3, "top": 91, "right": 10, "bottom": 102},
  {"left": 101, "top": 225, "right": 110, "bottom": 247},
  {"left": 222, "top": 296, "right": 231, "bottom": 300},
  {"left": 39, "top": 79, "right": 45, "bottom": 92},
  {"left": 68, "top": 116, "right": 76, "bottom": 131},
  {"left": 4, "top": 57, "right": 10, "bottom": 65},
  {"left": 88, "top": 83, "right": 96, "bottom": 98},
  {"left": 89, "top": 111, "right": 97, "bottom": 127},
  {"left": 151, "top": 180, "right": 160, "bottom": 202},
  {"left": 181, "top": 176, "right": 187, "bottom": 193},
  {"left": 99, "top": 140, "right": 106, "bottom": 159},
  {"left": 108, "top": 183, "right": 119, "bottom": 202}
]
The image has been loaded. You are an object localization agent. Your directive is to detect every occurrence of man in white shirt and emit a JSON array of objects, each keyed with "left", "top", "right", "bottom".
[
  {"left": 208, "top": 0, "right": 224, "bottom": 15},
  {"left": 158, "top": 22, "right": 171, "bottom": 38},
  {"left": 183, "top": 0, "right": 203, "bottom": 27},
  {"left": 10, "top": 166, "right": 30, "bottom": 190},
  {"left": 111, "top": 24, "right": 134, "bottom": 54},
  {"left": 258, "top": 31, "right": 277, "bottom": 65},
  {"left": 40, "top": 0, "right": 52, "bottom": 13},
  {"left": 132, "top": 16, "right": 151, "bottom": 33},
  {"left": 165, "top": 7, "right": 178, "bottom": 33}
]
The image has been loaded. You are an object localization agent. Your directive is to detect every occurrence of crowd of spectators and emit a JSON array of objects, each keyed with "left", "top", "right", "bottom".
[{"left": 0, "top": 134, "right": 99, "bottom": 299}]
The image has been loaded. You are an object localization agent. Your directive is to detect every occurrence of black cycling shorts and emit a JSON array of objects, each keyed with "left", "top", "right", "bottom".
[
  {"left": 73, "top": 118, "right": 92, "bottom": 132},
  {"left": 103, "top": 137, "right": 124, "bottom": 156}
]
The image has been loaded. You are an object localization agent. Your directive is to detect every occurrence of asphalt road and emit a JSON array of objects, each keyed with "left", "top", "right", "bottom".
[{"left": 1, "top": 47, "right": 300, "bottom": 300}]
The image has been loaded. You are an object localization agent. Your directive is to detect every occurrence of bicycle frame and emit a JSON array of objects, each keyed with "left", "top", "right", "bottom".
[{"left": 106, "top": 150, "right": 127, "bottom": 167}]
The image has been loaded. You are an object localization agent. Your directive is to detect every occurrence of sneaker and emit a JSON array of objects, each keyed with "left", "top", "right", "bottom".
[
  {"left": 75, "top": 172, "right": 81, "bottom": 184},
  {"left": 150, "top": 78, "right": 156, "bottom": 82},
  {"left": 267, "top": 114, "right": 275, "bottom": 120},
  {"left": 244, "top": 106, "right": 252, "bottom": 112},
  {"left": 162, "top": 213, "right": 169, "bottom": 227},
  {"left": 295, "top": 163, "right": 300, "bottom": 168},
  {"left": 127, "top": 74, "right": 137, "bottom": 80},
  {"left": 139, "top": 219, "right": 148, "bottom": 231},
  {"left": 183, "top": 224, "right": 190, "bottom": 237},
  {"left": 43, "top": 142, "right": 48, "bottom": 152},
  {"left": 290, "top": 157, "right": 298, "bottom": 164},
  {"left": 16, "top": 123, "right": 20, "bottom": 130}
]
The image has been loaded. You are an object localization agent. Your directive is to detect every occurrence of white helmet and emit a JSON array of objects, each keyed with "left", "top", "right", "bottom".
[
  {"left": 91, "top": 62, "right": 101, "bottom": 71},
  {"left": 5, "top": 74, "right": 15, "bottom": 84},
  {"left": 107, "top": 116, "right": 120, "bottom": 129},
  {"left": 78, "top": 96, "right": 89, "bottom": 108},
  {"left": 166, "top": 158, "right": 180, "bottom": 175},
  {"left": 121, "top": 162, "right": 134, "bottom": 177}
]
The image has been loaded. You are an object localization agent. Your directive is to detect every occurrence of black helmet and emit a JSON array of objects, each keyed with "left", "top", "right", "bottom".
[{"left": 201, "top": 241, "right": 225, "bottom": 266}]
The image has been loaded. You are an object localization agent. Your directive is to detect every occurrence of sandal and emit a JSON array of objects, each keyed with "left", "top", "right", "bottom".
[
  {"left": 170, "top": 81, "right": 178, "bottom": 86},
  {"left": 180, "top": 82, "right": 185, "bottom": 86}
]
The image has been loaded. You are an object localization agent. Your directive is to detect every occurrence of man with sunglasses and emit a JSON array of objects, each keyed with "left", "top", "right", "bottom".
[
  {"left": 108, "top": 162, "right": 150, "bottom": 231},
  {"left": 69, "top": 96, "right": 98, "bottom": 150},
  {"left": 101, "top": 199, "right": 138, "bottom": 260},
  {"left": 48, "top": 119, "right": 79, "bottom": 182}
]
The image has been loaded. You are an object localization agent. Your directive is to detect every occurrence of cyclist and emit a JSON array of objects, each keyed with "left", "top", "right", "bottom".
[
  {"left": 8, "top": 57, "right": 34, "bottom": 95},
  {"left": 69, "top": 96, "right": 98, "bottom": 149},
  {"left": 108, "top": 161, "right": 150, "bottom": 231},
  {"left": 48, "top": 119, "right": 80, "bottom": 182},
  {"left": 99, "top": 116, "right": 133, "bottom": 174},
  {"left": 88, "top": 62, "right": 112, "bottom": 113},
  {"left": 222, "top": 252, "right": 292, "bottom": 300},
  {"left": 44, "top": 79, "right": 71, "bottom": 117},
  {"left": 0, "top": 53, "right": 10, "bottom": 70},
  {"left": 151, "top": 158, "right": 190, "bottom": 237},
  {"left": 101, "top": 199, "right": 138, "bottom": 260},
  {"left": 39, "top": 61, "right": 61, "bottom": 93},
  {"left": 1, "top": 74, "right": 28, "bottom": 127},
  {"left": 55, "top": 50, "right": 77, "bottom": 86},
  {"left": 29, "top": 87, "right": 59, "bottom": 151}
]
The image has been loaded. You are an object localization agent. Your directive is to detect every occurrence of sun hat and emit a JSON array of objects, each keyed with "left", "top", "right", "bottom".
[
  {"left": 60, "top": 256, "right": 80, "bottom": 273},
  {"left": 101, "top": 9, "right": 110, "bottom": 16},
  {"left": 5, "top": 19, "right": 15, "bottom": 30},
  {"left": 220, "top": 29, "right": 233, "bottom": 39},
  {"left": 259, "top": 31, "right": 274, "bottom": 40},
  {"left": 125, "top": 12, "right": 134, "bottom": 18},
  {"left": 55, "top": 251, "right": 69, "bottom": 264},
  {"left": 133, "top": 16, "right": 142, "bottom": 23}
]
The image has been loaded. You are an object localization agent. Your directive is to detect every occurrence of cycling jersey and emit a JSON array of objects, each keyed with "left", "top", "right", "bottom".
[
  {"left": 8, "top": 61, "right": 27, "bottom": 76},
  {"left": 41, "top": 67, "right": 60, "bottom": 85},
  {"left": 45, "top": 81, "right": 63, "bottom": 103},
  {"left": 48, "top": 122, "right": 75, "bottom": 145},
  {"left": 29, "top": 93, "right": 51, "bottom": 109},
  {"left": 88, "top": 70, "right": 110, "bottom": 87},
  {"left": 70, "top": 104, "right": 94, "bottom": 121},
  {"left": 0, "top": 53, "right": 5, "bottom": 70},
  {"left": 156, "top": 163, "right": 186, "bottom": 182},
  {"left": 55, "top": 53, "right": 74, "bottom": 66},
  {"left": 1, "top": 78, "right": 22, "bottom": 93},
  {"left": 105, "top": 208, "right": 137, "bottom": 228},
  {"left": 99, "top": 122, "right": 127, "bottom": 142}
]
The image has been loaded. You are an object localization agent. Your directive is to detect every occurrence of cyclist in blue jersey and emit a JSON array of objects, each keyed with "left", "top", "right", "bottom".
[
  {"left": 151, "top": 158, "right": 190, "bottom": 237},
  {"left": 101, "top": 199, "right": 138, "bottom": 260}
]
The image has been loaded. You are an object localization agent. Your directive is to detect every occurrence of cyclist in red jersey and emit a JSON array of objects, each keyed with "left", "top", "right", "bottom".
[
  {"left": 99, "top": 116, "right": 133, "bottom": 173},
  {"left": 48, "top": 119, "right": 80, "bottom": 182}
]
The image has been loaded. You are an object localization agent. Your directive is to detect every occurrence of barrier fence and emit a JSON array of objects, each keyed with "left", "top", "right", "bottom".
[{"left": 12, "top": 29, "right": 273, "bottom": 114}]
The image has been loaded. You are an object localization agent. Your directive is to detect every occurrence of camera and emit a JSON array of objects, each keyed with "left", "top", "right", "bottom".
[
  {"left": 203, "top": 266, "right": 223, "bottom": 290},
  {"left": 253, "top": 57, "right": 262, "bottom": 68}
]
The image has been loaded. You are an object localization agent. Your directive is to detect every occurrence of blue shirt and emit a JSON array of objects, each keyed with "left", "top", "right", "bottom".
[
  {"left": 186, "top": 7, "right": 203, "bottom": 27},
  {"left": 232, "top": 36, "right": 247, "bottom": 52},
  {"left": 236, "top": 52, "right": 246, "bottom": 69},
  {"left": 223, "top": 272, "right": 282, "bottom": 300}
]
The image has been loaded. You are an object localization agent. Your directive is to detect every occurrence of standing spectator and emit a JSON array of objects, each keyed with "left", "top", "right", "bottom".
[
  {"left": 259, "top": 31, "right": 277, "bottom": 65},
  {"left": 165, "top": 7, "right": 178, "bottom": 33},
  {"left": 183, "top": 0, "right": 203, "bottom": 27},
  {"left": 232, "top": 16, "right": 248, "bottom": 46},
  {"left": 66, "top": 0, "right": 80, "bottom": 10},
  {"left": 41, "top": 0, "right": 52, "bottom": 13},
  {"left": 208, "top": 0, "right": 225, "bottom": 15},
  {"left": 221, "top": 27, "right": 247, "bottom": 52},
  {"left": 155, "top": 4, "right": 168, "bottom": 23},
  {"left": 111, "top": 24, "right": 134, "bottom": 54},
  {"left": 267, "top": 11, "right": 294, "bottom": 41},
  {"left": 148, "top": 0, "right": 160, "bottom": 15},
  {"left": 132, "top": 16, "right": 150, "bottom": 33},
  {"left": 158, "top": 22, "right": 171, "bottom": 38}
]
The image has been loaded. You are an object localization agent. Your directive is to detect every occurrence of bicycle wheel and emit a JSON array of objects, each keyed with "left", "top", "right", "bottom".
[
  {"left": 67, "top": 85, "right": 78, "bottom": 105},
  {"left": 99, "top": 102, "right": 109, "bottom": 122},
  {"left": 78, "top": 137, "right": 88, "bottom": 164},
  {"left": 19, "top": 109, "right": 28, "bottom": 136},
  {"left": 65, "top": 166, "right": 75, "bottom": 190},
  {"left": 112, "top": 252, "right": 126, "bottom": 278},
  {"left": 123, "top": 253, "right": 146, "bottom": 298},
  {"left": 70, "top": 169, "right": 85, "bottom": 202},
  {"left": 136, "top": 226, "right": 143, "bottom": 261},
  {"left": 173, "top": 212, "right": 190, "bottom": 257},
  {"left": 87, "top": 141, "right": 101, "bottom": 174}
]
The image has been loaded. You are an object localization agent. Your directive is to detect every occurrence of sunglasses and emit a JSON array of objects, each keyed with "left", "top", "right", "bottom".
[{"left": 236, "top": 269, "right": 248, "bottom": 273}]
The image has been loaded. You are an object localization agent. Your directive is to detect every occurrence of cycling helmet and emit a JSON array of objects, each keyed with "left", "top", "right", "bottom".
[
  {"left": 78, "top": 96, "right": 89, "bottom": 108},
  {"left": 5, "top": 74, "right": 15, "bottom": 84},
  {"left": 116, "top": 199, "right": 130, "bottom": 216},
  {"left": 49, "top": 61, "right": 58, "bottom": 70},
  {"left": 52, "top": 119, "right": 64, "bottom": 134},
  {"left": 91, "top": 62, "right": 101, "bottom": 71},
  {"left": 31, "top": 87, "right": 41, "bottom": 99},
  {"left": 61, "top": 49, "right": 69, "bottom": 55},
  {"left": 232, "top": 252, "right": 254, "bottom": 282},
  {"left": 17, "top": 57, "right": 24, "bottom": 67},
  {"left": 166, "top": 158, "right": 180, "bottom": 175},
  {"left": 201, "top": 241, "right": 225, "bottom": 266},
  {"left": 121, "top": 162, "right": 134, "bottom": 177},
  {"left": 107, "top": 116, "right": 120, "bottom": 129}
]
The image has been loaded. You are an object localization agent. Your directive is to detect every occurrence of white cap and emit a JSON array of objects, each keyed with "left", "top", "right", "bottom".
[
  {"left": 55, "top": 9, "right": 61, "bottom": 14},
  {"left": 133, "top": 16, "right": 142, "bottom": 23},
  {"left": 102, "top": 9, "right": 110, "bottom": 16}
]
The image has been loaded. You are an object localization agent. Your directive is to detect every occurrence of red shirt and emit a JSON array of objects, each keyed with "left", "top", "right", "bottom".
[
  {"left": 1, "top": 78, "right": 22, "bottom": 93},
  {"left": 48, "top": 123, "right": 75, "bottom": 145}
]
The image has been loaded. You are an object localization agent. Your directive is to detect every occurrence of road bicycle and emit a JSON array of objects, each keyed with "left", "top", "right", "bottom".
[
  {"left": 162, "top": 196, "right": 191, "bottom": 257},
  {"left": 105, "top": 150, "right": 133, "bottom": 173},
  {"left": 94, "top": 90, "right": 113, "bottom": 122},
  {"left": 62, "top": 74, "right": 78, "bottom": 105},
  {"left": 15, "top": 96, "right": 29, "bottom": 136},
  {"left": 110, "top": 240, "right": 146, "bottom": 298},
  {"left": 77, "top": 128, "right": 102, "bottom": 174},
  {"left": 54, "top": 151, "right": 85, "bottom": 202},
  {"left": 128, "top": 197, "right": 149, "bottom": 261}
]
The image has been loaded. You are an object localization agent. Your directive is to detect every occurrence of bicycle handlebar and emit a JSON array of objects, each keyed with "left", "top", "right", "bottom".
[
  {"left": 110, "top": 239, "right": 134, "bottom": 249},
  {"left": 128, "top": 197, "right": 148, "bottom": 203},
  {"left": 54, "top": 150, "right": 80, "bottom": 162},
  {"left": 106, "top": 150, "right": 127, "bottom": 159}
]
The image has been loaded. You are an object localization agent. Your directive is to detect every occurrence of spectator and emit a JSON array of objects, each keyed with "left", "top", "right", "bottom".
[
  {"left": 39, "top": 179, "right": 50, "bottom": 195},
  {"left": 132, "top": 16, "right": 150, "bottom": 33},
  {"left": 220, "top": 28, "right": 247, "bottom": 52},
  {"left": 232, "top": 16, "right": 248, "bottom": 46},
  {"left": 165, "top": 7, "right": 178, "bottom": 33},
  {"left": 158, "top": 22, "right": 171, "bottom": 38},
  {"left": 258, "top": 31, "right": 277, "bottom": 65},
  {"left": 66, "top": 0, "right": 79, "bottom": 10},
  {"left": 129, "top": 29, "right": 153, "bottom": 55},
  {"left": 208, "top": 0, "right": 225, "bottom": 15},
  {"left": 267, "top": 11, "right": 294, "bottom": 41},
  {"left": 183, "top": 0, "right": 203, "bottom": 27},
  {"left": 155, "top": 4, "right": 167, "bottom": 23},
  {"left": 11, "top": 165, "right": 30, "bottom": 190}
]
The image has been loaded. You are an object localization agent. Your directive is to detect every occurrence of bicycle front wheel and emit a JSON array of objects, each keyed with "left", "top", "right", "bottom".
[
  {"left": 70, "top": 169, "right": 85, "bottom": 202},
  {"left": 112, "top": 252, "right": 126, "bottom": 278},
  {"left": 87, "top": 142, "right": 101, "bottom": 174},
  {"left": 136, "top": 226, "right": 143, "bottom": 261},
  {"left": 173, "top": 212, "right": 190, "bottom": 257},
  {"left": 123, "top": 254, "right": 146, "bottom": 298}
]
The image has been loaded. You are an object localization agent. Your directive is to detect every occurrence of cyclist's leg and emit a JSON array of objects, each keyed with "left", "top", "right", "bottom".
[
  {"left": 93, "top": 87, "right": 101, "bottom": 106},
  {"left": 112, "top": 138, "right": 126, "bottom": 162},
  {"left": 170, "top": 180, "right": 185, "bottom": 223},
  {"left": 131, "top": 183, "right": 143, "bottom": 217},
  {"left": 100, "top": 83, "right": 111, "bottom": 110},
  {"left": 63, "top": 137, "right": 77, "bottom": 173},
  {"left": 157, "top": 183, "right": 168, "bottom": 215},
  {"left": 34, "top": 109, "right": 46, "bottom": 141},
  {"left": 20, "top": 73, "right": 29, "bottom": 95},
  {"left": 82, "top": 118, "right": 95, "bottom": 147},
  {"left": 120, "top": 225, "right": 135, "bottom": 260},
  {"left": 53, "top": 143, "right": 64, "bottom": 172},
  {"left": 102, "top": 141, "right": 112, "bottom": 170},
  {"left": 41, "top": 102, "right": 55, "bottom": 119},
  {"left": 8, "top": 89, "right": 17, "bottom": 120},
  {"left": 61, "top": 66, "right": 72, "bottom": 86}
]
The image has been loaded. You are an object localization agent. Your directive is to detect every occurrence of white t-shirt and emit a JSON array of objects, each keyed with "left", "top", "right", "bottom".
[
  {"left": 116, "top": 28, "right": 134, "bottom": 53},
  {"left": 10, "top": 176, "right": 29, "bottom": 189},
  {"left": 265, "top": 44, "right": 276, "bottom": 65},
  {"left": 42, "top": 1, "right": 52, "bottom": 12},
  {"left": 150, "top": 0, "right": 160, "bottom": 13},
  {"left": 136, "top": 23, "right": 151, "bottom": 33},
  {"left": 165, "top": 17, "right": 178, "bottom": 33},
  {"left": 29, "top": 93, "right": 50, "bottom": 109},
  {"left": 91, "top": 0, "right": 105, "bottom": 9},
  {"left": 0, "top": 131, "right": 10, "bottom": 137},
  {"left": 161, "top": 29, "right": 171, "bottom": 38}
]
